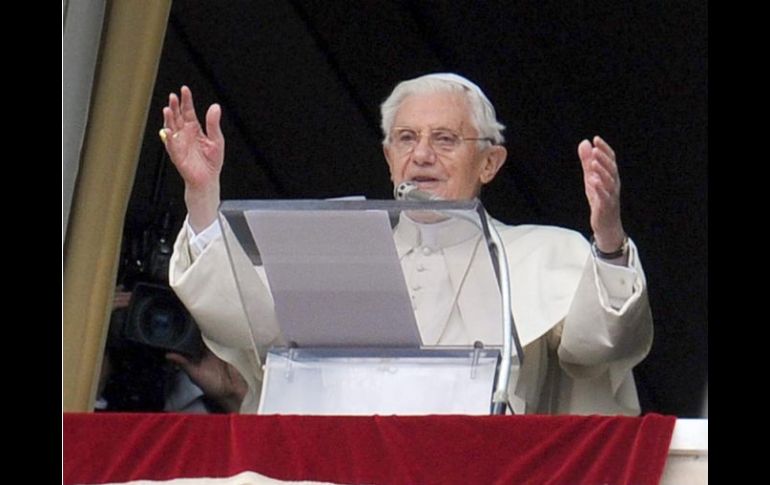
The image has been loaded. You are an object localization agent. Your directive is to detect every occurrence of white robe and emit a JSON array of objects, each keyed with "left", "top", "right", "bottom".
[{"left": 169, "top": 213, "right": 652, "bottom": 415}]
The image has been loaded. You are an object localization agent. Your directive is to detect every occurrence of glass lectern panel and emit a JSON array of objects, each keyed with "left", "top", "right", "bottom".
[{"left": 218, "top": 199, "right": 511, "bottom": 415}]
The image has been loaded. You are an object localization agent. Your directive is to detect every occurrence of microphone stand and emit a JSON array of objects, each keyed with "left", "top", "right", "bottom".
[{"left": 476, "top": 206, "right": 524, "bottom": 415}]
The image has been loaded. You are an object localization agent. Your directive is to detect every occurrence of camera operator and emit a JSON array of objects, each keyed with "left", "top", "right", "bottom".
[
  {"left": 97, "top": 211, "right": 247, "bottom": 413},
  {"left": 97, "top": 285, "right": 247, "bottom": 413}
]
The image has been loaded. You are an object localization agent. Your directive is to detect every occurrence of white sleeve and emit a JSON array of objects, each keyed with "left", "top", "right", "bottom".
[
  {"left": 591, "top": 239, "right": 642, "bottom": 312},
  {"left": 185, "top": 216, "right": 223, "bottom": 260}
]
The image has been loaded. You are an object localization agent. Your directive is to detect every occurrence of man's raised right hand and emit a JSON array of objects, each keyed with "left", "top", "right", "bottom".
[{"left": 161, "top": 85, "right": 225, "bottom": 232}]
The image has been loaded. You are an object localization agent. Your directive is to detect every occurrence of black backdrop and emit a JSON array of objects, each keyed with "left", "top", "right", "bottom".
[{"left": 124, "top": 0, "right": 707, "bottom": 417}]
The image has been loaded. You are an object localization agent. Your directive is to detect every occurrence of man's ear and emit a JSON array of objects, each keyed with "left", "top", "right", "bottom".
[
  {"left": 383, "top": 144, "right": 396, "bottom": 182},
  {"left": 480, "top": 145, "right": 507, "bottom": 185}
]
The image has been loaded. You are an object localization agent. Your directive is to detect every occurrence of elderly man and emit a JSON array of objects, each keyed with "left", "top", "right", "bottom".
[{"left": 162, "top": 73, "right": 652, "bottom": 415}]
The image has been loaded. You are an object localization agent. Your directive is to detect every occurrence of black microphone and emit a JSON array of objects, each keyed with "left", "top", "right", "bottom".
[{"left": 393, "top": 181, "right": 442, "bottom": 201}]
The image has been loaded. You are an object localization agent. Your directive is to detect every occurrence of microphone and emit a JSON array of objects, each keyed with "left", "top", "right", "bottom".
[
  {"left": 393, "top": 181, "right": 441, "bottom": 201},
  {"left": 394, "top": 180, "right": 483, "bottom": 229}
]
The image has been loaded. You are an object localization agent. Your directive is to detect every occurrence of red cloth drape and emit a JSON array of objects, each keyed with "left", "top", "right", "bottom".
[{"left": 63, "top": 413, "right": 675, "bottom": 485}]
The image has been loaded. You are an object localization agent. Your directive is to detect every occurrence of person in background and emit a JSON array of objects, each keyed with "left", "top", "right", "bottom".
[{"left": 97, "top": 286, "right": 247, "bottom": 413}]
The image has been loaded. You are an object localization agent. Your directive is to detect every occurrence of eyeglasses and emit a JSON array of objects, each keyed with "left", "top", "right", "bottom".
[{"left": 389, "top": 127, "right": 494, "bottom": 154}]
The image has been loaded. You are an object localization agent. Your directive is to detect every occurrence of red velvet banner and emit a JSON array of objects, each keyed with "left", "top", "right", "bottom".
[{"left": 63, "top": 413, "right": 675, "bottom": 485}]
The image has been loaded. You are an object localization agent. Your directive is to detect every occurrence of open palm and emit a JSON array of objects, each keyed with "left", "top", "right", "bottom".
[{"left": 162, "top": 86, "right": 225, "bottom": 191}]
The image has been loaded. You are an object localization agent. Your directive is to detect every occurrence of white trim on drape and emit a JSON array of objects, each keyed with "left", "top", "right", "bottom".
[{"left": 62, "top": 0, "right": 106, "bottom": 245}]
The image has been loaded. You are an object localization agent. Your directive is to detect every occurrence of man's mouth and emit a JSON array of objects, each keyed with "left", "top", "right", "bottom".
[{"left": 409, "top": 176, "right": 441, "bottom": 186}]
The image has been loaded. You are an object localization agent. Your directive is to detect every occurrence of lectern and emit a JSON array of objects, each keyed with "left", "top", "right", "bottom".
[{"left": 219, "top": 199, "right": 521, "bottom": 415}]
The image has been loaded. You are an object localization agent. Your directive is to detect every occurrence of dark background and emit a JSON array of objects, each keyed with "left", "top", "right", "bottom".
[{"left": 123, "top": 0, "right": 707, "bottom": 417}]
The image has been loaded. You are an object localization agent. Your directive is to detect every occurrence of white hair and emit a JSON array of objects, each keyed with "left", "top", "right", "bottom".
[{"left": 380, "top": 73, "right": 506, "bottom": 146}]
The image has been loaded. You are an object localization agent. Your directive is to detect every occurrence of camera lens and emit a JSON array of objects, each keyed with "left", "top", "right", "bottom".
[
  {"left": 122, "top": 282, "right": 203, "bottom": 359},
  {"left": 136, "top": 296, "right": 189, "bottom": 346}
]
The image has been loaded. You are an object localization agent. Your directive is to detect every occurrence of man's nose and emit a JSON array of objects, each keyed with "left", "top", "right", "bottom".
[{"left": 411, "top": 136, "right": 436, "bottom": 165}]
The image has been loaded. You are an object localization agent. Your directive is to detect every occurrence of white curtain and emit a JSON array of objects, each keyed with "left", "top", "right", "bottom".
[{"left": 62, "top": 0, "right": 106, "bottom": 245}]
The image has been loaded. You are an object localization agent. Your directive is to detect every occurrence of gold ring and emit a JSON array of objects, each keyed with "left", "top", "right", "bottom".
[{"left": 159, "top": 129, "right": 168, "bottom": 144}]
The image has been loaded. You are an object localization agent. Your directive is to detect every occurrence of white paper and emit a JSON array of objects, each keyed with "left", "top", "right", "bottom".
[{"left": 244, "top": 210, "right": 422, "bottom": 347}]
